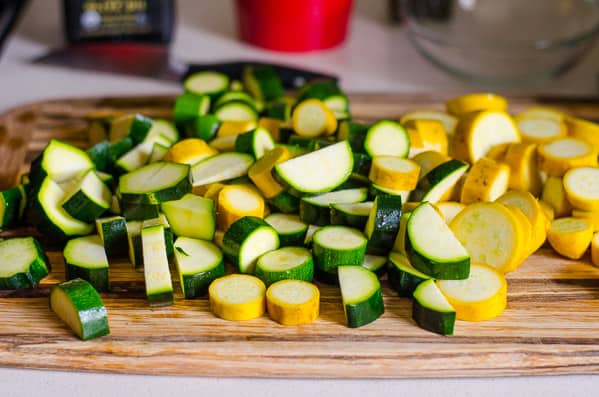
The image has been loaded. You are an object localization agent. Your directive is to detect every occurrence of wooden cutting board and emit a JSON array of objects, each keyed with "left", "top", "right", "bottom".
[{"left": 1, "top": 94, "right": 599, "bottom": 378}]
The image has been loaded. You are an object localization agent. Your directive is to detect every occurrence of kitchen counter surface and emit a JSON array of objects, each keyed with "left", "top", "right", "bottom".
[{"left": 1, "top": 1, "right": 598, "bottom": 395}]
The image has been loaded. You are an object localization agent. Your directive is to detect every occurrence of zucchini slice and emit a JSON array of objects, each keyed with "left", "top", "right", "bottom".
[
  {"left": 235, "top": 126, "right": 276, "bottom": 159},
  {"left": 337, "top": 121, "right": 369, "bottom": 153},
  {"left": 407, "top": 202, "right": 470, "bottom": 280},
  {"left": 387, "top": 252, "right": 430, "bottom": 297},
  {"left": 96, "top": 216, "right": 128, "bottom": 258},
  {"left": 119, "top": 161, "right": 191, "bottom": 204},
  {"left": 563, "top": 166, "right": 599, "bottom": 211},
  {"left": 191, "top": 152, "right": 255, "bottom": 187},
  {"left": 184, "top": 71, "right": 229, "bottom": 98},
  {"left": 121, "top": 202, "right": 160, "bottom": 221},
  {"left": 146, "top": 119, "right": 179, "bottom": 144},
  {"left": 142, "top": 224, "right": 173, "bottom": 306},
  {"left": 209, "top": 274, "right": 266, "bottom": 321},
  {"left": 300, "top": 188, "right": 368, "bottom": 226},
  {"left": 415, "top": 159, "right": 469, "bottom": 204},
  {"left": 0, "top": 186, "right": 25, "bottom": 229},
  {"left": 126, "top": 220, "right": 143, "bottom": 268},
  {"left": 364, "top": 194, "right": 403, "bottom": 255},
  {"left": 214, "top": 101, "right": 258, "bottom": 122},
  {"left": 142, "top": 214, "right": 175, "bottom": 259},
  {"left": 64, "top": 235, "right": 110, "bottom": 292},
  {"left": 50, "top": 278, "right": 110, "bottom": 340},
  {"left": 161, "top": 193, "right": 216, "bottom": 241},
  {"left": 437, "top": 263, "right": 507, "bottom": 322},
  {"left": 173, "top": 93, "right": 210, "bottom": 127},
  {"left": 330, "top": 201, "right": 373, "bottom": 229},
  {"left": 364, "top": 120, "right": 410, "bottom": 158},
  {"left": 174, "top": 237, "right": 225, "bottom": 298},
  {"left": 61, "top": 170, "right": 111, "bottom": 222},
  {"left": 255, "top": 246, "right": 314, "bottom": 286},
  {"left": 0, "top": 237, "right": 49, "bottom": 290},
  {"left": 87, "top": 140, "right": 112, "bottom": 173},
  {"left": 149, "top": 143, "right": 170, "bottom": 163},
  {"left": 222, "top": 216, "right": 280, "bottom": 274},
  {"left": 266, "top": 279, "right": 320, "bottom": 326},
  {"left": 109, "top": 114, "right": 153, "bottom": 143},
  {"left": 29, "top": 140, "right": 94, "bottom": 186},
  {"left": 312, "top": 226, "right": 367, "bottom": 273},
  {"left": 187, "top": 114, "right": 221, "bottom": 141},
  {"left": 435, "top": 202, "right": 466, "bottom": 225},
  {"left": 338, "top": 265, "right": 384, "bottom": 328},
  {"left": 264, "top": 213, "right": 308, "bottom": 247},
  {"left": 267, "top": 191, "right": 300, "bottom": 214},
  {"left": 412, "top": 279, "right": 456, "bottom": 336},
  {"left": 361, "top": 254, "right": 387, "bottom": 277},
  {"left": 243, "top": 65, "right": 284, "bottom": 101},
  {"left": 30, "top": 178, "right": 94, "bottom": 243},
  {"left": 274, "top": 141, "right": 353, "bottom": 194}
]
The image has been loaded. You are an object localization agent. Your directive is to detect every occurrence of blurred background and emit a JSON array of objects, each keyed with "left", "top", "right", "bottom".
[{"left": 2, "top": 0, "right": 599, "bottom": 110}]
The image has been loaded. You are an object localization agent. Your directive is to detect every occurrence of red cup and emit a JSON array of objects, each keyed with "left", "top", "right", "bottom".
[{"left": 235, "top": 0, "right": 353, "bottom": 52}]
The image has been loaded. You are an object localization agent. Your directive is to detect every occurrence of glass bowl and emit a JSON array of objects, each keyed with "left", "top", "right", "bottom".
[{"left": 404, "top": 0, "right": 599, "bottom": 86}]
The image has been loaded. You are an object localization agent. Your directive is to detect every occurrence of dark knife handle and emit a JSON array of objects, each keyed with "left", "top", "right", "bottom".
[
  {"left": 0, "top": 0, "right": 29, "bottom": 57},
  {"left": 185, "top": 61, "right": 338, "bottom": 89}
]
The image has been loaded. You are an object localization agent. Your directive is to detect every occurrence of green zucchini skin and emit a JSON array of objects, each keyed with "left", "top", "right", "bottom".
[
  {"left": 405, "top": 239, "right": 471, "bottom": 280},
  {"left": 126, "top": 114, "right": 154, "bottom": 144},
  {"left": 267, "top": 191, "right": 300, "bottom": 214},
  {"left": 314, "top": 266, "right": 339, "bottom": 285},
  {"left": 266, "top": 100, "right": 292, "bottom": 121},
  {"left": 264, "top": 214, "right": 308, "bottom": 247},
  {"left": 412, "top": 300, "right": 455, "bottom": 336},
  {"left": 330, "top": 202, "right": 372, "bottom": 229},
  {"left": 344, "top": 287, "right": 384, "bottom": 328},
  {"left": 62, "top": 190, "right": 108, "bottom": 223},
  {"left": 387, "top": 254, "right": 430, "bottom": 297},
  {"left": 50, "top": 278, "right": 110, "bottom": 340},
  {"left": 0, "top": 237, "right": 50, "bottom": 290},
  {"left": 243, "top": 65, "right": 284, "bottom": 101},
  {"left": 299, "top": 200, "right": 331, "bottom": 226},
  {"left": 364, "top": 194, "right": 403, "bottom": 256},
  {"left": 312, "top": 226, "right": 367, "bottom": 273},
  {"left": 109, "top": 138, "right": 134, "bottom": 162},
  {"left": 121, "top": 202, "right": 161, "bottom": 221},
  {"left": 337, "top": 121, "right": 369, "bottom": 153},
  {"left": 119, "top": 163, "right": 192, "bottom": 205},
  {"left": 254, "top": 247, "right": 314, "bottom": 286},
  {"left": 352, "top": 152, "right": 372, "bottom": 176},
  {"left": 0, "top": 186, "right": 24, "bottom": 229},
  {"left": 174, "top": 93, "right": 210, "bottom": 127},
  {"left": 65, "top": 264, "right": 109, "bottom": 293},
  {"left": 97, "top": 217, "right": 128, "bottom": 258},
  {"left": 180, "top": 266, "right": 225, "bottom": 298},
  {"left": 186, "top": 114, "right": 221, "bottom": 141},
  {"left": 287, "top": 135, "right": 318, "bottom": 151},
  {"left": 222, "top": 216, "right": 279, "bottom": 273},
  {"left": 87, "top": 140, "right": 112, "bottom": 172}
]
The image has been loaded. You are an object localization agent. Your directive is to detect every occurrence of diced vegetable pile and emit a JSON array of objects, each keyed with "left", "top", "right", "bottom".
[{"left": 1, "top": 67, "right": 599, "bottom": 339}]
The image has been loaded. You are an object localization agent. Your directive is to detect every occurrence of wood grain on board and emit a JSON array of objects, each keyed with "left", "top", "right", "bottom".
[{"left": 0, "top": 94, "right": 599, "bottom": 378}]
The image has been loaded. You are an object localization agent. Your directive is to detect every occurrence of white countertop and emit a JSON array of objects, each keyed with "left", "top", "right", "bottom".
[{"left": 1, "top": 0, "right": 598, "bottom": 395}]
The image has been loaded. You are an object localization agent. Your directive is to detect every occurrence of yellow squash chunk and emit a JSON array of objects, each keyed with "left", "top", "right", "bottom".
[
  {"left": 437, "top": 263, "right": 507, "bottom": 322},
  {"left": 572, "top": 209, "right": 599, "bottom": 232},
  {"left": 369, "top": 156, "right": 421, "bottom": 191},
  {"left": 460, "top": 157, "right": 510, "bottom": 204},
  {"left": 217, "top": 185, "right": 265, "bottom": 231},
  {"left": 504, "top": 142, "right": 542, "bottom": 196},
  {"left": 563, "top": 166, "right": 599, "bottom": 211},
  {"left": 411, "top": 150, "right": 450, "bottom": 180},
  {"left": 203, "top": 182, "right": 227, "bottom": 203},
  {"left": 435, "top": 202, "right": 466, "bottom": 225},
  {"left": 496, "top": 190, "right": 547, "bottom": 253},
  {"left": 485, "top": 143, "right": 510, "bottom": 161},
  {"left": 292, "top": 99, "right": 337, "bottom": 138},
  {"left": 248, "top": 146, "right": 292, "bottom": 199},
  {"left": 504, "top": 204, "right": 534, "bottom": 261},
  {"left": 209, "top": 134, "right": 238, "bottom": 152},
  {"left": 400, "top": 110, "right": 458, "bottom": 137},
  {"left": 213, "top": 230, "right": 225, "bottom": 249},
  {"left": 592, "top": 233, "right": 599, "bottom": 266},
  {"left": 163, "top": 138, "right": 218, "bottom": 165},
  {"left": 450, "top": 202, "right": 526, "bottom": 273},
  {"left": 541, "top": 176, "right": 572, "bottom": 217},
  {"left": 445, "top": 93, "right": 508, "bottom": 117},
  {"left": 404, "top": 119, "right": 448, "bottom": 156},
  {"left": 539, "top": 200, "right": 555, "bottom": 223},
  {"left": 258, "top": 117, "right": 281, "bottom": 142},
  {"left": 209, "top": 274, "right": 265, "bottom": 321},
  {"left": 266, "top": 280, "right": 320, "bottom": 326},
  {"left": 547, "top": 217, "right": 593, "bottom": 259},
  {"left": 217, "top": 120, "right": 257, "bottom": 137},
  {"left": 566, "top": 117, "right": 599, "bottom": 151},
  {"left": 516, "top": 116, "right": 567, "bottom": 144},
  {"left": 516, "top": 106, "right": 566, "bottom": 122},
  {"left": 538, "top": 138, "right": 598, "bottom": 177},
  {"left": 452, "top": 110, "right": 520, "bottom": 164}
]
